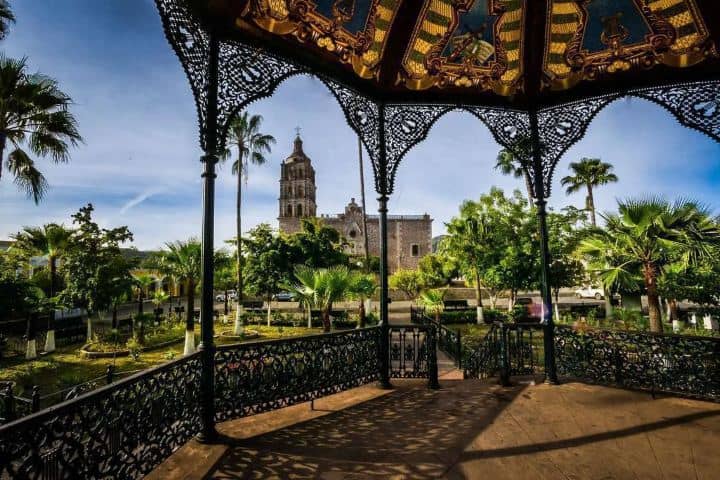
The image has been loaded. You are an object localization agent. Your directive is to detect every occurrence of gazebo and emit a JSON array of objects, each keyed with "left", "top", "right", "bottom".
[
  {"left": 1, "top": 1, "right": 719, "bottom": 478},
  {"left": 153, "top": 0, "right": 720, "bottom": 438}
]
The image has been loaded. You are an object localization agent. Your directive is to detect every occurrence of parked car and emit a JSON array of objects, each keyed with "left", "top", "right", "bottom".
[
  {"left": 574, "top": 287, "right": 605, "bottom": 300},
  {"left": 215, "top": 291, "right": 237, "bottom": 302},
  {"left": 273, "top": 292, "right": 295, "bottom": 302}
]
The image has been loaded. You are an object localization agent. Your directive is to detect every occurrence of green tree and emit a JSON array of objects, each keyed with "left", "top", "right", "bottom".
[
  {"left": 154, "top": 239, "right": 201, "bottom": 354},
  {"left": 11, "top": 223, "right": 73, "bottom": 351},
  {"left": 59, "top": 204, "right": 134, "bottom": 341},
  {"left": 579, "top": 198, "right": 720, "bottom": 333},
  {"left": 222, "top": 112, "right": 275, "bottom": 327},
  {"left": 659, "top": 260, "right": 720, "bottom": 321},
  {"left": 0, "top": 248, "right": 33, "bottom": 321},
  {"left": 131, "top": 273, "right": 155, "bottom": 316},
  {"left": 419, "top": 289, "right": 445, "bottom": 323},
  {"left": 494, "top": 136, "right": 536, "bottom": 203},
  {"left": 389, "top": 268, "right": 423, "bottom": 300},
  {"left": 547, "top": 209, "right": 587, "bottom": 321},
  {"left": 11, "top": 223, "right": 72, "bottom": 299},
  {"left": 0, "top": 56, "right": 82, "bottom": 203},
  {"left": 560, "top": 158, "right": 618, "bottom": 227},
  {"left": 417, "top": 252, "right": 457, "bottom": 289},
  {"left": 349, "top": 272, "right": 377, "bottom": 328},
  {"left": 0, "top": 0, "right": 15, "bottom": 40},
  {"left": 288, "top": 217, "right": 348, "bottom": 269},
  {"left": 243, "top": 224, "right": 293, "bottom": 326}
]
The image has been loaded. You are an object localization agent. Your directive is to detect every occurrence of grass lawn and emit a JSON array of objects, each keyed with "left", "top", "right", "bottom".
[{"left": 0, "top": 322, "right": 324, "bottom": 406}]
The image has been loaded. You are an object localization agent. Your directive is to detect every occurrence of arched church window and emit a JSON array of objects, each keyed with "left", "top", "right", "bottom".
[
  {"left": 296, "top": 204, "right": 303, "bottom": 217},
  {"left": 287, "top": 204, "right": 293, "bottom": 217}
]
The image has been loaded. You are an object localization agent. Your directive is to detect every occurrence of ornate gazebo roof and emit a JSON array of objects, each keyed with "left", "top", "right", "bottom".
[{"left": 186, "top": 0, "right": 719, "bottom": 107}]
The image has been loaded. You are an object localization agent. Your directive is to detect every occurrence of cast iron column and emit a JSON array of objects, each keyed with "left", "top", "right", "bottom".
[
  {"left": 377, "top": 104, "right": 392, "bottom": 389},
  {"left": 197, "top": 34, "right": 220, "bottom": 442},
  {"left": 529, "top": 109, "right": 558, "bottom": 384}
]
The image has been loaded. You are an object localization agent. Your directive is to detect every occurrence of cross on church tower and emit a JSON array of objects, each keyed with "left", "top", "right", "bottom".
[{"left": 295, "top": 126, "right": 301, "bottom": 137}]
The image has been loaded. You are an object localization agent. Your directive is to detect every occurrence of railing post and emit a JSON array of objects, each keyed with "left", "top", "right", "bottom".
[
  {"left": 197, "top": 33, "right": 220, "bottom": 443},
  {"left": 456, "top": 330, "right": 462, "bottom": 369},
  {"left": 499, "top": 324, "right": 511, "bottom": 386},
  {"left": 4, "top": 383, "right": 15, "bottom": 421},
  {"left": 428, "top": 326, "right": 440, "bottom": 390},
  {"left": 377, "top": 103, "right": 392, "bottom": 390},
  {"left": 31, "top": 386, "right": 40, "bottom": 413},
  {"left": 106, "top": 365, "right": 115, "bottom": 385},
  {"left": 529, "top": 109, "right": 558, "bottom": 385}
]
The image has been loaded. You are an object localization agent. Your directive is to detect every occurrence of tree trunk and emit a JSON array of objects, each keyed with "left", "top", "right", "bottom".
[
  {"left": 137, "top": 291, "right": 143, "bottom": 316},
  {"left": 25, "top": 313, "right": 37, "bottom": 360},
  {"left": 224, "top": 290, "right": 228, "bottom": 316},
  {"left": 643, "top": 263, "right": 663, "bottom": 333},
  {"left": 587, "top": 184, "right": 596, "bottom": 227},
  {"left": 322, "top": 309, "right": 331, "bottom": 333},
  {"left": 266, "top": 295, "right": 272, "bottom": 327},
  {"left": 184, "top": 278, "right": 196, "bottom": 354},
  {"left": 112, "top": 305, "right": 118, "bottom": 329},
  {"left": 358, "top": 299, "right": 366, "bottom": 328},
  {"left": 0, "top": 132, "right": 6, "bottom": 182},
  {"left": 358, "top": 135, "right": 371, "bottom": 271},
  {"left": 474, "top": 269, "right": 484, "bottom": 324},
  {"left": 46, "top": 257, "right": 56, "bottom": 351},
  {"left": 668, "top": 298, "right": 680, "bottom": 322},
  {"left": 553, "top": 289, "right": 561, "bottom": 322},
  {"left": 235, "top": 149, "right": 245, "bottom": 330},
  {"left": 523, "top": 171, "right": 534, "bottom": 204}
]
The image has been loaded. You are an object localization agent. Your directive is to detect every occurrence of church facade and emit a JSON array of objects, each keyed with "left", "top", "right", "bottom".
[{"left": 278, "top": 135, "right": 432, "bottom": 273}]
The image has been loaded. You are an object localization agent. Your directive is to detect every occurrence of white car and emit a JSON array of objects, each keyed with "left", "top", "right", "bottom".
[
  {"left": 215, "top": 291, "right": 238, "bottom": 302},
  {"left": 574, "top": 287, "right": 605, "bottom": 300}
]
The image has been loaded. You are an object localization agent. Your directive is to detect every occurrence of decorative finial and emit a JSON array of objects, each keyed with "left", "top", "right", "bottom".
[{"left": 295, "top": 126, "right": 302, "bottom": 137}]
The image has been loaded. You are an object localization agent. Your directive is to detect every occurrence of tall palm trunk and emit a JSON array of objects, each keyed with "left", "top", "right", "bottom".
[
  {"left": 474, "top": 268, "right": 484, "bottom": 324},
  {"left": 643, "top": 263, "right": 663, "bottom": 333},
  {"left": 358, "top": 135, "right": 371, "bottom": 270},
  {"left": 184, "top": 278, "right": 196, "bottom": 354},
  {"left": 46, "top": 256, "right": 57, "bottom": 352},
  {"left": 358, "top": 298, "right": 366, "bottom": 328},
  {"left": 0, "top": 132, "right": 5, "bottom": 181},
  {"left": 322, "top": 308, "right": 331, "bottom": 332},
  {"left": 523, "top": 171, "right": 534, "bottom": 204},
  {"left": 234, "top": 148, "right": 245, "bottom": 335},
  {"left": 587, "top": 184, "right": 614, "bottom": 319},
  {"left": 586, "top": 183, "right": 597, "bottom": 227}
]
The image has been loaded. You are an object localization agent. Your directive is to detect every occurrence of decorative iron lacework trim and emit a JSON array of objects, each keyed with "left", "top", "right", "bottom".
[
  {"left": 537, "top": 79, "right": 720, "bottom": 198},
  {"left": 0, "top": 354, "right": 202, "bottom": 479}
]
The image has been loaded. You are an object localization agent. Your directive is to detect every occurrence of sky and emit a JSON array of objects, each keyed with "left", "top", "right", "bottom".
[{"left": 1, "top": 1, "right": 719, "bottom": 250}]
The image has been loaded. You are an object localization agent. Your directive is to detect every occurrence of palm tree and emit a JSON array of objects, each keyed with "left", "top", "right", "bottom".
[
  {"left": 419, "top": 289, "right": 445, "bottom": 323},
  {"left": 561, "top": 158, "right": 618, "bottom": 227},
  {"left": 349, "top": 272, "right": 377, "bottom": 328},
  {"left": 579, "top": 198, "right": 720, "bottom": 333},
  {"left": 287, "top": 266, "right": 353, "bottom": 332},
  {"left": 155, "top": 240, "right": 201, "bottom": 354},
  {"left": 131, "top": 273, "right": 155, "bottom": 316},
  {"left": 12, "top": 223, "right": 72, "bottom": 352},
  {"left": 0, "top": 56, "right": 82, "bottom": 203},
  {"left": 495, "top": 136, "right": 536, "bottom": 203},
  {"left": 286, "top": 266, "right": 320, "bottom": 329},
  {"left": 222, "top": 112, "right": 275, "bottom": 331},
  {"left": 0, "top": 1, "right": 15, "bottom": 40}
]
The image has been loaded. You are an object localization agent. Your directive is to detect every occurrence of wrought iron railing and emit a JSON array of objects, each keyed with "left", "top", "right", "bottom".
[
  {"left": 555, "top": 326, "right": 720, "bottom": 400},
  {"left": 410, "top": 307, "right": 463, "bottom": 367},
  {"left": 0, "top": 353, "right": 202, "bottom": 479},
  {"left": 463, "top": 323, "right": 501, "bottom": 379},
  {"left": 0, "top": 383, "right": 40, "bottom": 425},
  {"left": 389, "top": 324, "right": 439, "bottom": 388},
  {"left": 463, "top": 322, "right": 544, "bottom": 381},
  {"left": 215, "top": 327, "right": 381, "bottom": 422}
]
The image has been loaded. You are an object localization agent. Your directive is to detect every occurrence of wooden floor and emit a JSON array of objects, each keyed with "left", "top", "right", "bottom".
[{"left": 151, "top": 369, "right": 720, "bottom": 480}]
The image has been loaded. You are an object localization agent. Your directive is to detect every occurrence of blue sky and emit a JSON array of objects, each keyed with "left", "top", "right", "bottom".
[{"left": 1, "top": 1, "right": 719, "bottom": 250}]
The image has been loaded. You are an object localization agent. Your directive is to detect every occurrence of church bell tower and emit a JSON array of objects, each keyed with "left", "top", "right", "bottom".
[{"left": 279, "top": 133, "right": 317, "bottom": 233}]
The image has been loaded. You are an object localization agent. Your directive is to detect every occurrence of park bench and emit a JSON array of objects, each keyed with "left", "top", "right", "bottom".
[{"left": 443, "top": 299, "right": 471, "bottom": 311}]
